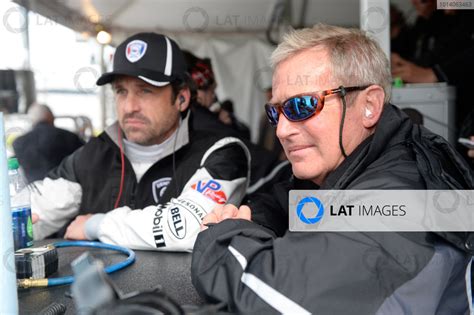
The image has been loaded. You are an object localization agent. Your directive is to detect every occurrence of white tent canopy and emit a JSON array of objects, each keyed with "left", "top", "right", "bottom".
[
  {"left": 15, "top": 0, "right": 362, "bottom": 37},
  {"left": 13, "top": 0, "right": 401, "bottom": 141}
]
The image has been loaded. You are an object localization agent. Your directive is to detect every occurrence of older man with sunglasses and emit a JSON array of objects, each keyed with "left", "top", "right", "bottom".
[{"left": 191, "top": 24, "right": 474, "bottom": 314}]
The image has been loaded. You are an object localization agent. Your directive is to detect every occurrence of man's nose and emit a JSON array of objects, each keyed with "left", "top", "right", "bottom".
[
  {"left": 276, "top": 113, "right": 296, "bottom": 141},
  {"left": 123, "top": 94, "right": 140, "bottom": 113}
]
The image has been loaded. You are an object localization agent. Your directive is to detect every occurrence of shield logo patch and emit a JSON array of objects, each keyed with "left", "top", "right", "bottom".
[
  {"left": 152, "top": 177, "right": 172, "bottom": 203},
  {"left": 126, "top": 40, "right": 148, "bottom": 63}
]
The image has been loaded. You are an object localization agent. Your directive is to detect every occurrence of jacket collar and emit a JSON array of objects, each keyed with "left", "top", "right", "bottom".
[
  {"left": 321, "top": 104, "right": 408, "bottom": 189},
  {"left": 105, "top": 110, "right": 191, "bottom": 160}
]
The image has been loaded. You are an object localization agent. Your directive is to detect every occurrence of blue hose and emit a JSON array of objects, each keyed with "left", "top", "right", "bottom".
[{"left": 46, "top": 241, "right": 136, "bottom": 287}]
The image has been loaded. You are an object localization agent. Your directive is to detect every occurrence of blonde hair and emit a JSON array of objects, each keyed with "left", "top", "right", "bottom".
[{"left": 271, "top": 24, "right": 391, "bottom": 104}]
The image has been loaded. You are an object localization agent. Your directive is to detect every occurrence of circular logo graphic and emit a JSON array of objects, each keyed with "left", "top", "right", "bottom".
[
  {"left": 296, "top": 196, "right": 324, "bottom": 224},
  {"left": 253, "top": 66, "right": 273, "bottom": 92},
  {"left": 2, "top": 247, "right": 15, "bottom": 273},
  {"left": 5, "top": 126, "right": 26, "bottom": 157},
  {"left": 73, "top": 67, "right": 99, "bottom": 93},
  {"left": 433, "top": 191, "right": 460, "bottom": 214},
  {"left": 362, "top": 6, "right": 388, "bottom": 35},
  {"left": 3, "top": 6, "right": 27, "bottom": 34},
  {"left": 183, "top": 7, "right": 209, "bottom": 32}
]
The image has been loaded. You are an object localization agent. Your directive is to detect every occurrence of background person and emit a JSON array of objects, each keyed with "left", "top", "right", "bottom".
[
  {"left": 390, "top": 0, "right": 474, "bottom": 157},
  {"left": 218, "top": 99, "right": 251, "bottom": 140},
  {"left": 13, "top": 103, "right": 84, "bottom": 183},
  {"left": 183, "top": 50, "right": 290, "bottom": 196}
]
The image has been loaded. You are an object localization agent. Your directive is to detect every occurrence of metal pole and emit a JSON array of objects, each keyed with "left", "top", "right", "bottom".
[
  {"left": 100, "top": 44, "right": 106, "bottom": 130},
  {"left": 20, "top": 0, "right": 31, "bottom": 69},
  {"left": 360, "top": 0, "right": 390, "bottom": 60},
  {"left": 0, "top": 113, "right": 19, "bottom": 315}
]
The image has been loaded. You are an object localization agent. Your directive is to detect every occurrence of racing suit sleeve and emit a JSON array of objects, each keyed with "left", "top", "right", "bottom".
[
  {"left": 32, "top": 151, "right": 82, "bottom": 240},
  {"left": 85, "top": 137, "right": 251, "bottom": 252}
]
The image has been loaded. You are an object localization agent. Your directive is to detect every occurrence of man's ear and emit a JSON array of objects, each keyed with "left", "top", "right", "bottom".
[
  {"left": 175, "top": 88, "right": 191, "bottom": 112},
  {"left": 361, "top": 85, "right": 385, "bottom": 129}
]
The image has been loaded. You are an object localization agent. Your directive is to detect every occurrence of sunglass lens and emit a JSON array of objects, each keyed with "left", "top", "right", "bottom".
[
  {"left": 283, "top": 96, "right": 318, "bottom": 121},
  {"left": 265, "top": 104, "right": 279, "bottom": 126}
]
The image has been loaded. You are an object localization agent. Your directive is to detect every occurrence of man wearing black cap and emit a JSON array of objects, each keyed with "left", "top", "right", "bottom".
[{"left": 31, "top": 33, "right": 250, "bottom": 251}]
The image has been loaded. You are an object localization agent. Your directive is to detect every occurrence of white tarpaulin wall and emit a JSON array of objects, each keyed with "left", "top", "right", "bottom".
[{"left": 173, "top": 33, "right": 275, "bottom": 143}]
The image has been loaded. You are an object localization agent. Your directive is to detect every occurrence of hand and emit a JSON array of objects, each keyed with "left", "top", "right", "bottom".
[
  {"left": 468, "top": 136, "right": 474, "bottom": 159},
  {"left": 32, "top": 213, "right": 39, "bottom": 224},
  {"left": 201, "top": 204, "right": 252, "bottom": 231},
  {"left": 64, "top": 214, "right": 92, "bottom": 240},
  {"left": 391, "top": 53, "right": 438, "bottom": 83}
]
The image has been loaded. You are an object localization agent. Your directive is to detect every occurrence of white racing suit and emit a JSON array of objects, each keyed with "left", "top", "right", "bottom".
[{"left": 32, "top": 113, "right": 250, "bottom": 251}]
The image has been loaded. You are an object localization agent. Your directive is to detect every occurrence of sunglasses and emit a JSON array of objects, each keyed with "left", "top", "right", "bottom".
[{"left": 264, "top": 85, "right": 370, "bottom": 126}]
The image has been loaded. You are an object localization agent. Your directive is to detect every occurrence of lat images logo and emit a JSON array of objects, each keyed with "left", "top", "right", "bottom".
[
  {"left": 191, "top": 180, "right": 227, "bottom": 204},
  {"left": 297, "top": 197, "right": 324, "bottom": 224}
]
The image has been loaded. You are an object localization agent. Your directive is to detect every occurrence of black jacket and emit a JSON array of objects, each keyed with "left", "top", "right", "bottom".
[
  {"left": 190, "top": 105, "right": 288, "bottom": 195},
  {"left": 191, "top": 104, "right": 474, "bottom": 314},
  {"left": 13, "top": 123, "right": 84, "bottom": 183},
  {"left": 33, "top": 113, "right": 250, "bottom": 251},
  {"left": 48, "top": 121, "right": 247, "bottom": 215},
  {"left": 395, "top": 10, "right": 474, "bottom": 132}
]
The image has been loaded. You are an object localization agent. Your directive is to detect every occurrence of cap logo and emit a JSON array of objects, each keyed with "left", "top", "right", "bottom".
[{"left": 126, "top": 40, "right": 147, "bottom": 63}]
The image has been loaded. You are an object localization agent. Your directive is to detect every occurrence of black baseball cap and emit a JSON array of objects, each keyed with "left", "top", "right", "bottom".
[{"left": 97, "top": 33, "right": 187, "bottom": 87}]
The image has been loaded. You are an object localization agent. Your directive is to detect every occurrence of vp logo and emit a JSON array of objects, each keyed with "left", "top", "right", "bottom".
[
  {"left": 192, "top": 179, "right": 227, "bottom": 204},
  {"left": 296, "top": 197, "right": 324, "bottom": 224},
  {"left": 195, "top": 180, "right": 219, "bottom": 192}
]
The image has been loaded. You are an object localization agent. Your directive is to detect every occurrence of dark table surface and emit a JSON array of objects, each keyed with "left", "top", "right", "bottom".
[{"left": 18, "top": 240, "right": 203, "bottom": 314}]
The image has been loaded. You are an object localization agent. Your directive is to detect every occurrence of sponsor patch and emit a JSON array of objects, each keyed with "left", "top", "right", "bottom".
[
  {"left": 191, "top": 179, "right": 227, "bottom": 204},
  {"left": 152, "top": 177, "right": 172, "bottom": 203},
  {"left": 126, "top": 40, "right": 147, "bottom": 63},
  {"left": 167, "top": 207, "right": 187, "bottom": 240},
  {"left": 152, "top": 205, "right": 166, "bottom": 248},
  {"left": 174, "top": 198, "right": 206, "bottom": 221}
]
